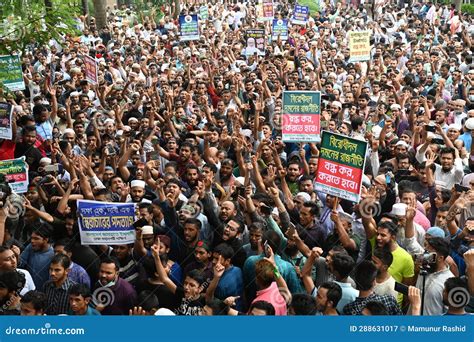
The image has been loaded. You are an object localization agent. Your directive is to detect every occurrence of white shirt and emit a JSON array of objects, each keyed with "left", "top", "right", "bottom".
[
  {"left": 434, "top": 160, "right": 464, "bottom": 190},
  {"left": 374, "top": 276, "right": 398, "bottom": 299},
  {"left": 18, "top": 268, "right": 36, "bottom": 296}
]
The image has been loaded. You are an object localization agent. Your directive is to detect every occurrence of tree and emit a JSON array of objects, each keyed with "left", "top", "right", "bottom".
[
  {"left": 454, "top": 0, "right": 461, "bottom": 11},
  {"left": 0, "top": 0, "right": 80, "bottom": 55},
  {"left": 93, "top": 0, "right": 107, "bottom": 29},
  {"left": 81, "top": 0, "right": 89, "bottom": 18}
]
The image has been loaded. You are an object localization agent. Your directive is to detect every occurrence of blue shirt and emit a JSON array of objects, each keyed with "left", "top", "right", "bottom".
[
  {"left": 215, "top": 266, "right": 244, "bottom": 311},
  {"left": 243, "top": 254, "right": 303, "bottom": 302},
  {"left": 69, "top": 305, "right": 101, "bottom": 316},
  {"left": 68, "top": 262, "right": 91, "bottom": 288},
  {"left": 20, "top": 244, "right": 54, "bottom": 290},
  {"left": 459, "top": 132, "right": 472, "bottom": 152}
]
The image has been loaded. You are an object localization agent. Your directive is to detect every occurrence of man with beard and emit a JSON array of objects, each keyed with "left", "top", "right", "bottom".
[
  {"left": 43, "top": 254, "right": 76, "bottom": 315},
  {"left": 410, "top": 237, "right": 454, "bottom": 315},
  {"left": 217, "top": 159, "right": 236, "bottom": 192},
  {"left": 14, "top": 125, "right": 43, "bottom": 171},
  {"left": 93, "top": 257, "right": 137, "bottom": 315},
  {"left": 315, "top": 282, "right": 341, "bottom": 315},
  {"left": 212, "top": 219, "right": 247, "bottom": 269},
  {"left": 157, "top": 141, "right": 195, "bottom": 178},
  {"left": 111, "top": 244, "right": 140, "bottom": 287},
  {"left": 432, "top": 147, "right": 464, "bottom": 190},
  {"left": 184, "top": 164, "right": 201, "bottom": 191},
  {"left": 128, "top": 180, "right": 148, "bottom": 203},
  {"left": 363, "top": 218, "right": 415, "bottom": 304},
  {"left": 243, "top": 223, "right": 264, "bottom": 257}
]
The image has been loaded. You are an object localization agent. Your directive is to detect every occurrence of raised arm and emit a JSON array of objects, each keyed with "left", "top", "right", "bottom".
[{"left": 151, "top": 242, "right": 177, "bottom": 294}]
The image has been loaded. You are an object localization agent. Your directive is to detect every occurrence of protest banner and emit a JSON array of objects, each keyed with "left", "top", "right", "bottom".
[
  {"left": 0, "top": 157, "right": 29, "bottom": 193},
  {"left": 272, "top": 19, "right": 289, "bottom": 41},
  {"left": 179, "top": 14, "right": 200, "bottom": 41},
  {"left": 245, "top": 29, "right": 266, "bottom": 56},
  {"left": 83, "top": 55, "right": 98, "bottom": 85},
  {"left": 199, "top": 5, "right": 209, "bottom": 20},
  {"left": 314, "top": 131, "right": 368, "bottom": 202},
  {"left": 0, "top": 102, "right": 13, "bottom": 140},
  {"left": 282, "top": 91, "right": 321, "bottom": 142},
  {"left": 77, "top": 200, "right": 136, "bottom": 245},
  {"left": 348, "top": 30, "right": 371, "bottom": 62},
  {"left": 262, "top": 0, "right": 274, "bottom": 21},
  {"left": 0, "top": 55, "right": 25, "bottom": 91},
  {"left": 291, "top": 5, "right": 309, "bottom": 25}
]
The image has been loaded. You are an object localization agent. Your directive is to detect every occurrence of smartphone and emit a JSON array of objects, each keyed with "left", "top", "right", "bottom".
[
  {"left": 397, "top": 169, "right": 411, "bottom": 176},
  {"left": 287, "top": 223, "right": 296, "bottom": 238},
  {"left": 432, "top": 138, "right": 445, "bottom": 145},
  {"left": 107, "top": 145, "right": 116, "bottom": 156},
  {"left": 394, "top": 282, "right": 409, "bottom": 296},
  {"left": 454, "top": 184, "right": 470, "bottom": 193},
  {"left": 133, "top": 218, "right": 148, "bottom": 230},
  {"left": 149, "top": 151, "right": 160, "bottom": 160},
  {"left": 264, "top": 241, "right": 270, "bottom": 257},
  {"left": 425, "top": 125, "right": 436, "bottom": 132},
  {"left": 44, "top": 164, "right": 61, "bottom": 173}
]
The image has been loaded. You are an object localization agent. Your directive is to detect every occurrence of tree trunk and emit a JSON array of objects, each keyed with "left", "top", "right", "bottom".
[
  {"left": 44, "top": 0, "right": 53, "bottom": 13},
  {"left": 82, "top": 0, "right": 89, "bottom": 17},
  {"left": 454, "top": 0, "right": 462, "bottom": 11},
  {"left": 173, "top": 0, "right": 180, "bottom": 19},
  {"left": 93, "top": 0, "right": 107, "bottom": 29}
]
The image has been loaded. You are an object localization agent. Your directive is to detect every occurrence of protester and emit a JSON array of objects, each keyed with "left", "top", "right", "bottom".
[{"left": 0, "top": 0, "right": 473, "bottom": 316}]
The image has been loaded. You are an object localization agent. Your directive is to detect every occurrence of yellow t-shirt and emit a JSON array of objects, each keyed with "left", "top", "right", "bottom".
[{"left": 369, "top": 238, "right": 415, "bottom": 305}]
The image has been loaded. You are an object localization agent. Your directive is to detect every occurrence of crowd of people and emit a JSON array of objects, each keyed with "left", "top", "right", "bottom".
[{"left": 0, "top": 0, "right": 473, "bottom": 316}]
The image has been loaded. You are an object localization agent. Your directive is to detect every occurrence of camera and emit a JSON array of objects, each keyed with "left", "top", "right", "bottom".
[{"left": 415, "top": 251, "right": 437, "bottom": 272}]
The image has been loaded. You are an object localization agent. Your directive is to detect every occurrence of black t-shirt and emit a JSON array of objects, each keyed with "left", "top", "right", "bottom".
[
  {"left": 136, "top": 280, "right": 178, "bottom": 311},
  {"left": 174, "top": 287, "right": 205, "bottom": 316},
  {"left": 14, "top": 142, "right": 42, "bottom": 171}
]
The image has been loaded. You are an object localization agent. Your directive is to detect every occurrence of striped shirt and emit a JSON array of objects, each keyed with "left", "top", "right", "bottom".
[{"left": 43, "top": 278, "right": 76, "bottom": 315}]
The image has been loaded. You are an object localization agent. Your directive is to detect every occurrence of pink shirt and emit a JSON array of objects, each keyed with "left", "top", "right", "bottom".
[
  {"left": 251, "top": 282, "right": 287, "bottom": 316},
  {"left": 415, "top": 210, "right": 431, "bottom": 231}
]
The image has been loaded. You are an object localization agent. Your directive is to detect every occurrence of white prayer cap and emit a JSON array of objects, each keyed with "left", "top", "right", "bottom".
[{"left": 130, "top": 180, "right": 146, "bottom": 189}]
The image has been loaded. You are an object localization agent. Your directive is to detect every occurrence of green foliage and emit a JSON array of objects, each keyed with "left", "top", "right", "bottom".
[
  {"left": 461, "top": 4, "right": 474, "bottom": 15},
  {"left": 0, "top": 0, "right": 81, "bottom": 55}
]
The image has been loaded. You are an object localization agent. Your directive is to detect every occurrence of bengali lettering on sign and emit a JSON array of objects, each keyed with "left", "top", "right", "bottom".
[
  {"left": 282, "top": 91, "right": 320, "bottom": 142},
  {"left": 348, "top": 30, "right": 371, "bottom": 62},
  {"left": 0, "top": 157, "right": 28, "bottom": 193},
  {"left": 291, "top": 5, "right": 309, "bottom": 25},
  {"left": 272, "top": 19, "right": 288, "bottom": 41},
  {"left": 314, "top": 131, "right": 367, "bottom": 202},
  {"left": 179, "top": 14, "right": 200, "bottom": 41},
  {"left": 77, "top": 200, "right": 136, "bottom": 245}
]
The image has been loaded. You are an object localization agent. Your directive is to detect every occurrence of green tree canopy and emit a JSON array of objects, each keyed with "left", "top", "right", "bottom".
[{"left": 0, "top": 0, "right": 81, "bottom": 55}]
